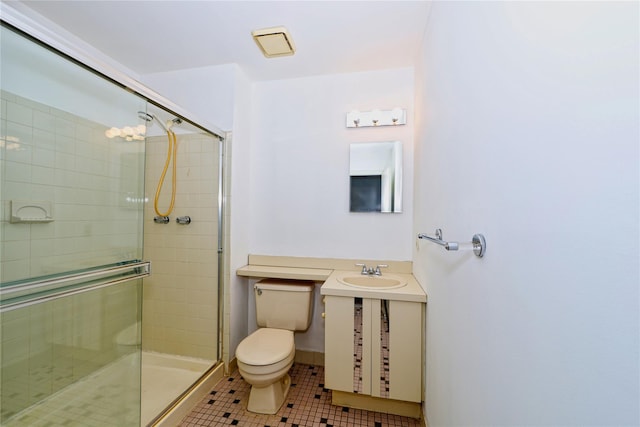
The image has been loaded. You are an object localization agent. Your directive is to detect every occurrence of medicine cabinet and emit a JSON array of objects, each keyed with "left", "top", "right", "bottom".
[{"left": 349, "top": 141, "right": 402, "bottom": 213}]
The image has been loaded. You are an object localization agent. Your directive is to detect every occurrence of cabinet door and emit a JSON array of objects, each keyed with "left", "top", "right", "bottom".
[
  {"left": 324, "top": 295, "right": 355, "bottom": 393},
  {"left": 363, "top": 298, "right": 381, "bottom": 397},
  {"left": 388, "top": 300, "right": 422, "bottom": 402}
]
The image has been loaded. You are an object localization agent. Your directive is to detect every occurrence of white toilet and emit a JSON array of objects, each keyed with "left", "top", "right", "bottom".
[{"left": 236, "top": 279, "right": 314, "bottom": 414}]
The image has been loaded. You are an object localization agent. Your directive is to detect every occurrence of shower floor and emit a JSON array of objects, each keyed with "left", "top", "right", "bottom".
[
  {"left": 141, "top": 352, "right": 213, "bottom": 426},
  {"left": 2, "top": 351, "right": 213, "bottom": 427}
]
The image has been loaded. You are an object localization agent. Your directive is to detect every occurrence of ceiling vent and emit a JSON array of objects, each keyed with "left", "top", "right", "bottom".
[{"left": 252, "top": 26, "right": 296, "bottom": 58}]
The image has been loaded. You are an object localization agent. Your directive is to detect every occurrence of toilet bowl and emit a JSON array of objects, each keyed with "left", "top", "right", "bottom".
[
  {"left": 235, "top": 279, "right": 314, "bottom": 414},
  {"left": 236, "top": 328, "right": 295, "bottom": 414},
  {"left": 114, "top": 322, "right": 141, "bottom": 355}
]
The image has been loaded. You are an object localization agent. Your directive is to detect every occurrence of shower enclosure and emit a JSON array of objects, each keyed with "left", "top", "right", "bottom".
[{"left": 0, "top": 23, "right": 225, "bottom": 426}]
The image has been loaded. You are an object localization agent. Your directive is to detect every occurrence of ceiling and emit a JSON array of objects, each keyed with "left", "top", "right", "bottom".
[{"left": 15, "top": 0, "right": 431, "bottom": 81}]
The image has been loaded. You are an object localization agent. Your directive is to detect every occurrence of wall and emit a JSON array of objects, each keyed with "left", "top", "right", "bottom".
[
  {"left": 249, "top": 68, "right": 415, "bottom": 260},
  {"left": 142, "top": 132, "right": 219, "bottom": 360},
  {"left": 1, "top": 27, "right": 146, "bottom": 282},
  {"left": 413, "top": 2, "right": 639, "bottom": 426},
  {"left": 142, "top": 63, "right": 254, "bottom": 364},
  {"left": 248, "top": 68, "right": 415, "bottom": 352},
  {"left": 0, "top": 90, "right": 144, "bottom": 282},
  {"left": 227, "top": 67, "right": 252, "bottom": 364},
  {"left": 142, "top": 64, "right": 236, "bottom": 131}
]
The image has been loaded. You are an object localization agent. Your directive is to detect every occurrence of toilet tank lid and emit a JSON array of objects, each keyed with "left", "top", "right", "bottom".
[
  {"left": 255, "top": 279, "right": 314, "bottom": 292},
  {"left": 236, "top": 328, "right": 294, "bottom": 366}
]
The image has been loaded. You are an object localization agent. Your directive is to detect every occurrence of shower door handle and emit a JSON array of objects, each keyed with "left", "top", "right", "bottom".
[{"left": 0, "top": 261, "right": 151, "bottom": 313}]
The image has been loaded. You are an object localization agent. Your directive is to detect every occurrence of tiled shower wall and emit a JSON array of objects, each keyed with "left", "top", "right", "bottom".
[
  {"left": 142, "top": 132, "right": 219, "bottom": 361},
  {"left": 0, "top": 281, "right": 141, "bottom": 423},
  {"left": 0, "top": 91, "right": 144, "bottom": 422},
  {"left": 0, "top": 90, "right": 145, "bottom": 283}
]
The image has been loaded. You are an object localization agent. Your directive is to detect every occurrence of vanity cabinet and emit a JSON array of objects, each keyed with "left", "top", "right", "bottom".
[{"left": 324, "top": 295, "right": 423, "bottom": 403}]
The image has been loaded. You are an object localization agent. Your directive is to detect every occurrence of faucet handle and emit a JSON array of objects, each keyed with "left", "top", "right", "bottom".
[
  {"left": 374, "top": 264, "right": 388, "bottom": 275},
  {"left": 355, "top": 263, "right": 368, "bottom": 275}
]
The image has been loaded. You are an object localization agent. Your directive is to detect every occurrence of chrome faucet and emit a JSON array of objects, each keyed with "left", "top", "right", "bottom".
[
  {"left": 355, "top": 263, "right": 388, "bottom": 276},
  {"left": 356, "top": 263, "right": 370, "bottom": 275},
  {"left": 374, "top": 264, "right": 388, "bottom": 275}
]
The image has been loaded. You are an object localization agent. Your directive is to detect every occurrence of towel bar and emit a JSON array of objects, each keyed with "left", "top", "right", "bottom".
[{"left": 418, "top": 229, "right": 486, "bottom": 258}]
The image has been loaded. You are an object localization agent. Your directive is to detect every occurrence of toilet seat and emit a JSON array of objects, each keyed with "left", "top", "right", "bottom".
[{"left": 236, "top": 328, "right": 294, "bottom": 366}]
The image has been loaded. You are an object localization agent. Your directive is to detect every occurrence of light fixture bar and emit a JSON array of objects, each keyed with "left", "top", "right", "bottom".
[{"left": 346, "top": 108, "right": 406, "bottom": 128}]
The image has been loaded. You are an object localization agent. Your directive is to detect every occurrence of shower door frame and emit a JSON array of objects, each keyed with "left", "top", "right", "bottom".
[{"left": 1, "top": 6, "right": 228, "bottom": 425}]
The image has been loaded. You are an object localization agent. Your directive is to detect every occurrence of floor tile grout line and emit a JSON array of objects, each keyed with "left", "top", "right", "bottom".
[{"left": 179, "top": 363, "right": 421, "bottom": 427}]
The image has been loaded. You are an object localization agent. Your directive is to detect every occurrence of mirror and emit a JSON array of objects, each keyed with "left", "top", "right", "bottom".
[{"left": 349, "top": 141, "right": 402, "bottom": 213}]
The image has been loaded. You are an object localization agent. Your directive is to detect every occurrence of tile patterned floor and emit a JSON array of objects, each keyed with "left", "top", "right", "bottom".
[
  {"left": 179, "top": 363, "right": 422, "bottom": 427},
  {"left": 354, "top": 300, "right": 390, "bottom": 397}
]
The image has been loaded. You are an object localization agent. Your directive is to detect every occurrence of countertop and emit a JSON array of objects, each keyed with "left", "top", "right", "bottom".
[
  {"left": 236, "top": 264, "right": 333, "bottom": 281},
  {"left": 320, "top": 270, "right": 427, "bottom": 303},
  {"left": 236, "top": 255, "right": 427, "bottom": 303}
]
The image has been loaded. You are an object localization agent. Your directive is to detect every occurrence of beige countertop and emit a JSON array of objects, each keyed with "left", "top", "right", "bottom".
[
  {"left": 320, "top": 270, "right": 427, "bottom": 303},
  {"left": 236, "top": 265, "right": 333, "bottom": 281},
  {"left": 236, "top": 255, "right": 427, "bottom": 303}
]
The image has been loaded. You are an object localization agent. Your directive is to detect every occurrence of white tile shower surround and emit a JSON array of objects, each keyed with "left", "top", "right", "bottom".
[
  {"left": 2, "top": 351, "right": 211, "bottom": 427},
  {"left": 142, "top": 132, "right": 219, "bottom": 361},
  {"left": 1, "top": 90, "right": 144, "bottom": 283}
]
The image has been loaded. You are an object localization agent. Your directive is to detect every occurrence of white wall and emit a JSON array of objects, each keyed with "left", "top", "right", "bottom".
[
  {"left": 249, "top": 68, "right": 415, "bottom": 260},
  {"left": 142, "top": 64, "right": 236, "bottom": 131},
  {"left": 248, "top": 68, "right": 415, "bottom": 353},
  {"left": 414, "top": 2, "right": 639, "bottom": 426},
  {"left": 227, "top": 67, "right": 252, "bottom": 362}
]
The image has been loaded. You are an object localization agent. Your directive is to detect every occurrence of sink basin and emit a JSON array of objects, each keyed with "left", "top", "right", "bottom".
[{"left": 338, "top": 274, "right": 407, "bottom": 290}]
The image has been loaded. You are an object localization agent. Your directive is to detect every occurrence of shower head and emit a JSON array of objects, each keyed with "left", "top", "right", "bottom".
[
  {"left": 137, "top": 111, "right": 170, "bottom": 133},
  {"left": 138, "top": 111, "right": 154, "bottom": 122}
]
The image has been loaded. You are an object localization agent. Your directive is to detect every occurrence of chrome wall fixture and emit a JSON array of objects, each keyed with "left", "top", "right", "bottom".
[
  {"left": 153, "top": 216, "right": 170, "bottom": 224},
  {"left": 346, "top": 108, "right": 406, "bottom": 128},
  {"left": 153, "top": 215, "right": 192, "bottom": 225},
  {"left": 418, "top": 229, "right": 486, "bottom": 258},
  {"left": 0, "top": 261, "right": 150, "bottom": 313},
  {"left": 176, "top": 216, "right": 191, "bottom": 225}
]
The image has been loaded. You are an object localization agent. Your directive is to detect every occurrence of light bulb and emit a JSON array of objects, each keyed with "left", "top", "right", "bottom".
[
  {"left": 105, "top": 127, "right": 120, "bottom": 138},
  {"left": 136, "top": 124, "right": 146, "bottom": 135},
  {"left": 122, "top": 126, "right": 134, "bottom": 136},
  {"left": 371, "top": 109, "right": 381, "bottom": 125},
  {"left": 348, "top": 110, "right": 360, "bottom": 127},
  {"left": 391, "top": 107, "right": 403, "bottom": 124}
]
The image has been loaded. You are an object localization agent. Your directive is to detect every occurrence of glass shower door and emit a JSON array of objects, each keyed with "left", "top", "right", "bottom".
[{"left": 1, "top": 24, "right": 148, "bottom": 425}]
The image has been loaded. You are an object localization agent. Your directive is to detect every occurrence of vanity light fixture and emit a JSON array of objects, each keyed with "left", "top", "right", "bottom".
[
  {"left": 346, "top": 107, "right": 406, "bottom": 128},
  {"left": 252, "top": 26, "right": 296, "bottom": 58}
]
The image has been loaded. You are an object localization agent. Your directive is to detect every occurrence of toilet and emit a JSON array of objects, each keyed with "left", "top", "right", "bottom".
[
  {"left": 236, "top": 279, "right": 314, "bottom": 414},
  {"left": 114, "top": 321, "right": 141, "bottom": 356}
]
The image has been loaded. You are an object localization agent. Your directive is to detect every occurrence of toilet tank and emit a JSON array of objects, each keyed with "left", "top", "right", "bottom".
[{"left": 254, "top": 279, "right": 315, "bottom": 331}]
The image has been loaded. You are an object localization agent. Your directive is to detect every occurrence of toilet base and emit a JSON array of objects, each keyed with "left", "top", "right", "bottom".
[{"left": 246, "top": 373, "right": 291, "bottom": 414}]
